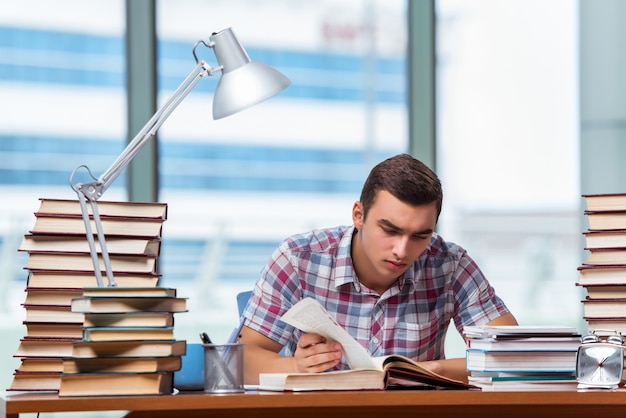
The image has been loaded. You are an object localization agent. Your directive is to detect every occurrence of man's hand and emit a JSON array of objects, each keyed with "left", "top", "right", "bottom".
[
  {"left": 294, "top": 333, "right": 343, "bottom": 373},
  {"left": 240, "top": 326, "right": 343, "bottom": 384}
]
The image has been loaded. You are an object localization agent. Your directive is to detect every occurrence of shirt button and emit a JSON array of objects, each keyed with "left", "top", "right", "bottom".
[{"left": 372, "top": 337, "right": 379, "bottom": 344}]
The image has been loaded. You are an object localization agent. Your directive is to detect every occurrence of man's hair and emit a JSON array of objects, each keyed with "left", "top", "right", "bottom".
[{"left": 359, "top": 153, "right": 443, "bottom": 220}]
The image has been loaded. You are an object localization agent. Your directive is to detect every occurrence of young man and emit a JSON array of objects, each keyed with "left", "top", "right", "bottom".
[{"left": 239, "top": 153, "right": 517, "bottom": 384}]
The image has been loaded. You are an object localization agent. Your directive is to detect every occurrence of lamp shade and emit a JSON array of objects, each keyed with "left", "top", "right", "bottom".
[{"left": 210, "top": 28, "right": 291, "bottom": 120}]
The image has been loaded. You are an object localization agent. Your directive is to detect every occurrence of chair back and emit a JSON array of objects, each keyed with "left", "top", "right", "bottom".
[{"left": 237, "top": 290, "right": 253, "bottom": 316}]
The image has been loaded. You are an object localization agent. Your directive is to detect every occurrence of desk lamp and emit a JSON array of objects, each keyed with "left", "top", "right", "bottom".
[{"left": 69, "top": 27, "right": 291, "bottom": 287}]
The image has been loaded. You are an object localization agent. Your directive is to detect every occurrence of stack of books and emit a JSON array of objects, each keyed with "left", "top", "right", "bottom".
[
  {"left": 58, "top": 286, "right": 187, "bottom": 396},
  {"left": 463, "top": 325, "right": 581, "bottom": 391},
  {"left": 579, "top": 193, "right": 626, "bottom": 335},
  {"left": 8, "top": 198, "right": 169, "bottom": 393}
]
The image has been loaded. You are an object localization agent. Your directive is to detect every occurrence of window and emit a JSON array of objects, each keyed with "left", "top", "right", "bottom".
[
  {"left": 436, "top": 0, "right": 581, "bottom": 353},
  {"left": 157, "top": 0, "right": 408, "bottom": 341},
  {"left": 0, "top": 0, "right": 126, "bottom": 393}
]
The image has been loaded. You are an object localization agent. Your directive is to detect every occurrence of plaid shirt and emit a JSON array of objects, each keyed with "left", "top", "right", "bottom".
[{"left": 243, "top": 225, "right": 510, "bottom": 369}]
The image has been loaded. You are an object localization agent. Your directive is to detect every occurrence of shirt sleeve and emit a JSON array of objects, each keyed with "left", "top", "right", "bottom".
[
  {"left": 242, "top": 243, "right": 302, "bottom": 347},
  {"left": 450, "top": 248, "right": 512, "bottom": 333}
]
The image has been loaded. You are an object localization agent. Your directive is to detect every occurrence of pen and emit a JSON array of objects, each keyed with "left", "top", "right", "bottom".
[
  {"left": 226, "top": 317, "right": 245, "bottom": 344},
  {"left": 220, "top": 317, "right": 245, "bottom": 376}
]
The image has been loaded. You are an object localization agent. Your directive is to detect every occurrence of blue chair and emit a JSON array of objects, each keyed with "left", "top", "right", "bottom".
[
  {"left": 237, "top": 290, "right": 253, "bottom": 316},
  {"left": 173, "top": 343, "right": 204, "bottom": 391}
]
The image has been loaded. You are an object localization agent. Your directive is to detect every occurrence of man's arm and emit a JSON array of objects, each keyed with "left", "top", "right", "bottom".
[
  {"left": 484, "top": 312, "right": 518, "bottom": 327},
  {"left": 415, "top": 312, "right": 519, "bottom": 383},
  {"left": 239, "top": 325, "right": 342, "bottom": 384}
]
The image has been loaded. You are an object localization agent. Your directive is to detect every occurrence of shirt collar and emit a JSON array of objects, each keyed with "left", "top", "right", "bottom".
[{"left": 332, "top": 225, "right": 358, "bottom": 290}]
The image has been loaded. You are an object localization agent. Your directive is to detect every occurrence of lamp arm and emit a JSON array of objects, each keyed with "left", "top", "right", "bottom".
[
  {"left": 65, "top": 28, "right": 290, "bottom": 287},
  {"left": 73, "top": 60, "right": 216, "bottom": 201},
  {"left": 69, "top": 59, "right": 218, "bottom": 287}
]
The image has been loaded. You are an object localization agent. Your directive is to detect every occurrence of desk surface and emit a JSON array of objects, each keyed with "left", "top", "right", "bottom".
[{"left": 3, "top": 389, "right": 626, "bottom": 418}]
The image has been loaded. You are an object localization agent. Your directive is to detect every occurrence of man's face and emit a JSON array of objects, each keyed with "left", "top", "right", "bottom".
[{"left": 352, "top": 189, "right": 438, "bottom": 292}]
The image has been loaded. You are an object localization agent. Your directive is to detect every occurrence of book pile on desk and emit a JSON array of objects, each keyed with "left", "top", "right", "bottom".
[
  {"left": 7, "top": 198, "right": 184, "bottom": 394},
  {"left": 57, "top": 285, "right": 187, "bottom": 396},
  {"left": 463, "top": 325, "right": 581, "bottom": 391},
  {"left": 578, "top": 193, "right": 626, "bottom": 335}
]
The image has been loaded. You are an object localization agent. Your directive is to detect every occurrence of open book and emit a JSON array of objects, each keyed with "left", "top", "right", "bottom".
[{"left": 258, "top": 297, "right": 475, "bottom": 391}]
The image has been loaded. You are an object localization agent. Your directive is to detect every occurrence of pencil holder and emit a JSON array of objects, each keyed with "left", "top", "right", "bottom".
[{"left": 203, "top": 343, "right": 244, "bottom": 393}]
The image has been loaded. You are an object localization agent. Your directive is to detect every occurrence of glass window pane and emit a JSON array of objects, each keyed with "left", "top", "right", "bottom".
[
  {"left": 0, "top": 0, "right": 125, "bottom": 391},
  {"left": 436, "top": 0, "right": 580, "bottom": 353},
  {"left": 156, "top": 0, "right": 408, "bottom": 341}
]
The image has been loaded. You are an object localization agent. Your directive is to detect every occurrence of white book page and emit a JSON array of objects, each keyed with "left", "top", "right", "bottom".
[
  {"left": 280, "top": 298, "right": 377, "bottom": 369},
  {"left": 463, "top": 325, "right": 579, "bottom": 338}
]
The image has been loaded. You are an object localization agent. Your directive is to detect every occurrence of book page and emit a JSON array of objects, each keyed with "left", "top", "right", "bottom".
[
  {"left": 280, "top": 298, "right": 377, "bottom": 369},
  {"left": 371, "top": 355, "right": 435, "bottom": 377},
  {"left": 463, "top": 325, "right": 579, "bottom": 339}
]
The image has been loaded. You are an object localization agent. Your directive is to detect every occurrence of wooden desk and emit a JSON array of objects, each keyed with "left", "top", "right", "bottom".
[{"left": 3, "top": 389, "right": 626, "bottom": 418}]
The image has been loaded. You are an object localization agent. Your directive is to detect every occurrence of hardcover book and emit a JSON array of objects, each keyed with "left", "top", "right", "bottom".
[
  {"left": 466, "top": 337, "right": 581, "bottom": 352},
  {"left": 62, "top": 356, "right": 182, "bottom": 374},
  {"left": 30, "top": 215, "right": 164, "bottom": 238},
  {"left": 22, "top": 305, "right": 84, "bottom": 324},
  {"left": 20, "top": 234, "right": 161, "bottom": 256},
  {"left": 583, "top": 318, "right": 626, "bottom": 335},
  {"left": 8, "top": 371, "right": 62, "bottom": 392},
  {"left": 583, "top": 193, "right": 626, "bottom": 212},
  {"left": 81, "top": 326, "right": 175, "bottom": 342},
  {"left": 585, "top": 210, "right": 626, "bottom": 231},
  {"left": 17, "top": 358, "right": 64, "bottom": 373},
  {"left": 465, "top": 349, "right": 577, "bottom": 373},
  {"left": 583, "top": 230, "right": 626, "bottom": 249},
  {"left": 23, "top": 321, "right": 84, "bottom": 339},
  {"left": 25, "top": 271, "right": 161, "bottom": 289},
  {"left": 468, "top": 374, "right": 578, "bottom": 391},
  {"left": 23, "top": 288, "right": 84, "bottom": 306},
  {"left": 81, "top": 286, "right": 176, "bottom": 298},
  {"left": 83, "top": 312, "right": 175, "bottom": 328},
  {"left": 58, "top": 372, "right": 174, "bottom": 396},
  {"left": 34, "top": 198, "right": 168, "bottom": 219},
  {"left": 581, "top": 284, "right": 626, "bottom": 300},
  {"left": 581, "top": 299, "right": 626, "bottom": 318},
  {"left": 70, "top": 296, "right": 187, "bottom": 314},
  {"left": 577, "top": 264, "right": 626, "bottom": 285},
  {"left": 70, "top": 339, "right": 186, "bottom": 358},
  {"left": 25, "top": 253, "right": 157, "bottom": 274},
  {"left": 14, "top": 338, "right": 75, "bottom": 358},
  {"left": 585, "top": 247, "right": 626, "bottom": 265}
]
